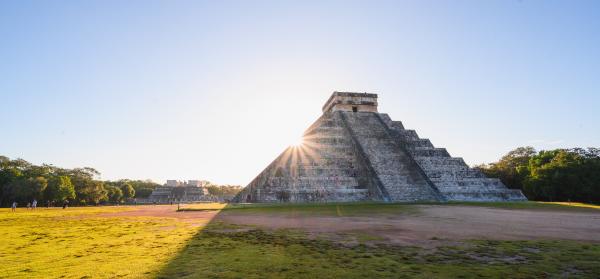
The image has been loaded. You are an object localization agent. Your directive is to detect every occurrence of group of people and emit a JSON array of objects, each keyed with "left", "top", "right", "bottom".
[
  {"left": 10, "top": 199, "right": 70, "bottom": 212},
  {"left": 10, "top": 199, "right": 37, "bottom": 211}
]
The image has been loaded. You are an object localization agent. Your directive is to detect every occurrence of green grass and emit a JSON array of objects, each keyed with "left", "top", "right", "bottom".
[
  {"left": 159, "top": 222, "right": 600, "bottom": 278},
  {"left": 0, "top": 207, "right": 201, "bottom": 278},
  {"left": 2, "top": 203, "right": 599, "bottom": 278}
]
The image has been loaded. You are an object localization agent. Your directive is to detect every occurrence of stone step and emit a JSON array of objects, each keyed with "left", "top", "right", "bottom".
[
  {"left": 411, "top": 148, "right": 450, "bottom": 157},
  {"left": 443, "top": 189, "right": 526, "bottom": 202},
  {"left": 287, "top": 187, "right": 365, "bottom": 193},
  {"left": 391, "top": 121, "right": 405, "bottom": 130},
  {"left": 268, "top": 176, "right": 360, "bottom": 182},
  {"left": 256, "top": 189, "right": 370, "bottom": 203},
  {"left": 424, "top": 169, "right": 486, "bottom": 180},
  {"left": 413, "top": 157, "right": 468, "bottom": 168},
  {"left": 438, "top": 185, "right": 510, "bottom": 192},
  {"left": 433, "top": 179, "right": 507, "bottom": 190},
  {"left": 297, "top": 168, "right": 361, "bottom": 177},
  {"left": 398, "top": 129, "right": 420, "bottom": 140},
  {"left": 307, "top": 137, "right": 354, "bottom": 145},
  {"left": 407, "top": 139, "right": 434, "bottom": 148}
]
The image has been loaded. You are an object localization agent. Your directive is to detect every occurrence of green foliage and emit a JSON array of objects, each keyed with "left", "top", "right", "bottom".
[
  {"left": 7, "top": 176, "right": 47, "bottom": 202},
  {"left": 45, "top": 175, "right": 76, "bottom": 202},
  {"left": 105, "top": 185, "right": 124, "bottom": 203},
  {"left": 128, "top": 180, "right": 160, "bottom": 198},
  {"left": 477, "top": 146, "right": 535, "bottom": 190},
  {"left": 74, "top": 179, "right": 107, "bottom": 205},
  {"left": 105, "top": 179, "right": 160, "bottom": 199},
  {"left": 479, "top": 147, "right": 600, "bottom": 203},
  {"left": 0, "top": 156, "right": 162, "bottom": 206},
  {"left": 120, "top": 183, "right": 135, "bottom": 200}
]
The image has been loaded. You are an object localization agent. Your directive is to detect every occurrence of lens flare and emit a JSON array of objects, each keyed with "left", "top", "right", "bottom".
[{"left": 292, "top": 136, "right": 305, "bottom": 147}]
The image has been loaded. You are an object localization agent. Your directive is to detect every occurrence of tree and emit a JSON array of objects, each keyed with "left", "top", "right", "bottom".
[
  {"left": 478, "top": 147, "right": 536, "bottom": 190},
  {"left": 120, "top": 183, "right": 135, "bottom": 200},
  {"left": 0, "top": 160, "right": 22, "bottom": 205},
  {"left": 129, "top": 180, "right": 160, "bottom": 198},
  {"left": 74, "top": 179, "right": 106, "bottom": 205},
  {"left": 478, "top": 147, "right": 600, "bottom": 203},
  {"left": 106, "top": 179, "right": 159, "bottom": 199},
  {"left": 68, "top": 168, "right": 106, "bottom": 205},
  {"left": 45, "top": 176, "right": 75, "bottom": 202},
  {"left": 5, "top": 176, "right": 48, "bottom": 203},
  {"left": 105, "top": 185, "right": 124, "bottom": 204},
  {"left": 523, "top": 149, "right": 598, "bottom": 202}
]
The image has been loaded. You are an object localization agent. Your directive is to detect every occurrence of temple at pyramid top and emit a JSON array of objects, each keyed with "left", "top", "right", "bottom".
[{"left": 322, "top": 92, "right": 379, "bottom": 113}]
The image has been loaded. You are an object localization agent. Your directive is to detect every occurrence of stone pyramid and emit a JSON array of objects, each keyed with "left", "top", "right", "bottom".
[{"left": 235, "top": 92, "right": 526, "bottom": 203}]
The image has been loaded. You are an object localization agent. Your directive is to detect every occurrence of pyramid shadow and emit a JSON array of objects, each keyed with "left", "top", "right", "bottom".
[
  {"left": 153, "top": 201, "right": 425, "bottom": 278},
  {"left": 155, "top": 202, "right": 234, "bottom": 278}
]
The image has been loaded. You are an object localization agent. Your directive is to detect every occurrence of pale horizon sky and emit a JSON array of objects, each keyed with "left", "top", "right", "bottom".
[{"left": 1, "top": 1, "right": 599, "bottom": 185}]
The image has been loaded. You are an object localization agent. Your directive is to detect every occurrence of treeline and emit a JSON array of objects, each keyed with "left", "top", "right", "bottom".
[
  {"left": 0, "top": 156, "right": 161, "bottom": 206},
  {"left": 477, "top": 147, "right": 600, "bottom": 203}
]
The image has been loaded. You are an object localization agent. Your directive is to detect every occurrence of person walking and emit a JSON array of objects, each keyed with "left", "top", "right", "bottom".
[
  {"left": 32, "top": 199, "right": 37, "bottom": 210},
  {"left": 11, "top": 201, "right": 17, "bottom": 212}
]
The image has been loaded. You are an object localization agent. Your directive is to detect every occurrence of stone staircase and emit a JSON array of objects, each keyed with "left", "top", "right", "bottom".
[
  {"left": 377, "top": 114, "right": 526, "bottom": 201},
  {"left": 340, "top": 111, "right": 442, "bottom": 202}
]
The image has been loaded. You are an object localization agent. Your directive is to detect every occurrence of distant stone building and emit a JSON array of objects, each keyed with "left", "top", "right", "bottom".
[
  {"left": 234, "top": 92, "right": 526, "bottom": 203},
  {"left": 187, "top": 180, "right": 210, "bottom": 187},
  {"left": 148, "top": 180, "right": 209, "bottom": 203},
  {"left": 165, "top": 180, "right": 182, "bottom": 187}
]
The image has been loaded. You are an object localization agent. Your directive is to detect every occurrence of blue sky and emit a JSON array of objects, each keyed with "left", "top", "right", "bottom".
[{"left": 1, "top": 0, "right": 599, "bottom": 185}]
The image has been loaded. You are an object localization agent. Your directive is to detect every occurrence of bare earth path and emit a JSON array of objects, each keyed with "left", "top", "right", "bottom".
[
  {"left": 216, "top": 205, "right": 600, "bottom": 246},
  {"left": 100, "top": 205, "right": 220, "bottom": 227}
]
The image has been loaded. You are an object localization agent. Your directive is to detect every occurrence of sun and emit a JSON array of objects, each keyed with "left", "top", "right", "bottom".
[{"left": 291, "top": 136, "right": 305, "bottom": 147}]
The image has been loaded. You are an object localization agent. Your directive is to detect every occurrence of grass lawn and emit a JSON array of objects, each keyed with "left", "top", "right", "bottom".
[
  {"left": 159, "top": 224, "right": 600, "bottom": 279},
  {"left": 1, "top": 202, "right": 599, "bottom": 278},
  {"left": 0, "top": 206, "right": 200, "bottom": 278}
]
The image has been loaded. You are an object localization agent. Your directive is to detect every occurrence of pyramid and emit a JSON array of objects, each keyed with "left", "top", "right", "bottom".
[{"left": 235, "top": 92, "right": 526, "bottom": 203}]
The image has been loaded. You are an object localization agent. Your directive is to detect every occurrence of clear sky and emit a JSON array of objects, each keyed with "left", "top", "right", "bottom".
[{"left": 1, "top": 0, "right": 599, "bottom": 185}]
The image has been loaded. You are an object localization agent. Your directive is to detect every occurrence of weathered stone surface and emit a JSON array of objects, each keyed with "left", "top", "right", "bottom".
[{"left": 234, "top": 92, "right": 526, "bottom": 203}]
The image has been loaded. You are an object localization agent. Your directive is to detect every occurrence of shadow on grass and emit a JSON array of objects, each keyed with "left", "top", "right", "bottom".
[
  {"left": 156, "top": 202, "right": 426, "bottom": 278},
  {"left": 155, "top": 202, "right": 600, "bottom": 279}
]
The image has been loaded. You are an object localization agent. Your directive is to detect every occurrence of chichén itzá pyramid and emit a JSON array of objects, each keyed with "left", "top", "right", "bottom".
[{"left": 234, "top": 92, "right": 526, "bottom": 203}]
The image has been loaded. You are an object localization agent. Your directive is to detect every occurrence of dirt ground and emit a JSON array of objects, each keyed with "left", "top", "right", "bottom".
[
  {"left": 216, "top": 205, "right": 600, "bottom": 246},
  {"left": 106, "top": 204, "right": 600, "bottom": 246},
  {"left": 101, "top": 205, "right": 220, "bottom": 227}
]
